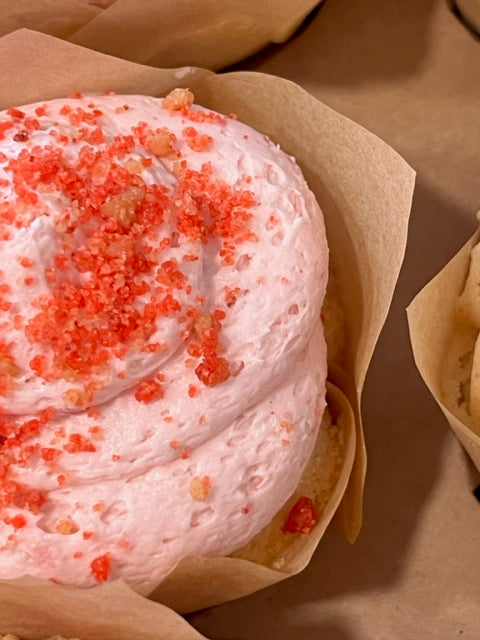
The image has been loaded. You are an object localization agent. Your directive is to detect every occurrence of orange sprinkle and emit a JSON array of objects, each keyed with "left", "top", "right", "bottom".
[
  {"left": 163, "top": 88, "right": 194, "bottom": 111},
  {"left": 189, "top": 475, "right": 211, "bottom": 502},
  {"left": 281, "top": 420, "right": 295, "bottom": 432},
  {"left": 88, "top": 426, "right": 104, "bottom": 440},
  {"left": 56, "top": 519, "right": 78, "bottom": 535}
]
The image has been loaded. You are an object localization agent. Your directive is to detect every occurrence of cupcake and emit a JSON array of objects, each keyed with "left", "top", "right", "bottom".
[
  {"left": 0, "top": 30, "right": 414, "bottom": 639},
  {"left": 409, "top": 226, "right": 480, "bottom": 470},
  {"left": 0, "top": 88, "right": 330, "bottom": 590}
]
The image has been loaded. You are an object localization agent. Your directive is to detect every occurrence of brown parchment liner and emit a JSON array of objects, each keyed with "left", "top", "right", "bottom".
[
  {"left": 0, "top": 0, "right": 322, "bottom": 70},
  {"left": 0, "top": 29, "right": 414, "bottom": 640},
  {"left": 408, "top": 227, "right": 480, "bottom": 468},
  {"left": 456, "top": 0, "right": 480, "bottom": 34}
]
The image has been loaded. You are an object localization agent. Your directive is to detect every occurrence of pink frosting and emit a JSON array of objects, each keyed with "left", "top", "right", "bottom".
[{"left": 0, "top": 93, "right": 328, "bottom": 588}]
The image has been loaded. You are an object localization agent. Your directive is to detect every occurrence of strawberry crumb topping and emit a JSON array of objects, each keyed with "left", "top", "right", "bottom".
[
  {"left": 0, "top": 89, "right": 258, "bottom": 556},
  {"left": 0, "top": 93, "right": 257, "bottom": 411},
  {"left": 281, "top": 497, "right": 318, "bottom": 535}
]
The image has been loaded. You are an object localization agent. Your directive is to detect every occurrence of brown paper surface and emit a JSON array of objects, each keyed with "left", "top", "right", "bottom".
[
  {"left": 0, "top": 0, "right": 321, "bottom": 70},
  {"left": 0, "top": 27, "right": 413, "bottom": 640}
]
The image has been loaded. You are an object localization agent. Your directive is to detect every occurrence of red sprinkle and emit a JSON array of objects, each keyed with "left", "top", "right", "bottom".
[
  {"left": 195, "top": 357, "right": 230, "bottom": 387},
  {"left": 281, "top": 497, "right": 318, "bottom": 535},
  {"left": 91, "top": 553, "right": 110, "bottom": 583},
  {"left": 11, "top": 514, "right": 27, "bottom": 529},
  {"left": 7, "top": 108, "right": 25, "bottom": 119},
  {"left": 18, "top": 256, "right": 34, "bottom": 268},
  {"left": 63, "top": 433, "right": 96, "bottom": 454},
  {"left": 40, "top": 447, "right": 62, "bottom": 463},
  {"left": 134, "top": 379, "right": 164, "bottom": 403}
]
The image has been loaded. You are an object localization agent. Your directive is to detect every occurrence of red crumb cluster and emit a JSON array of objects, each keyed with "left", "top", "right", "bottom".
[
  {"left": 174, "top": 161, "right": 257, "bottom": 266},
  {"left": 0, "top": 92, "right": 257, "bottom": 406},
  {"left": 281, "top": 496, "right": 318, "bottom": 535},
  {"left": 0, "top": 407, "right": 59, "bottom": 524},
  {"left": 134, "top": 377, "right": 164, "bottom": 403},
  {"left": 183, "top": 127, "right": 213, "bottom": 152},
  {"left": 0, "top": 90, "right": 257, "bottom": 407}
]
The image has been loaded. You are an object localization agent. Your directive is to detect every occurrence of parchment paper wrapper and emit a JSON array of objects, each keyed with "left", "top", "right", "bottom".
[
  {"left": 408, "top": 226, "right": 480, "bottom": 468},
  {"left": 0, "top": 29, "right": 414, "bottom": 640},
  {"left": 0, "top": 0, "right": 322, "bottom": 70},
  {"left": 455, "top": 0, "right": 480, "bottom": 34}
]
